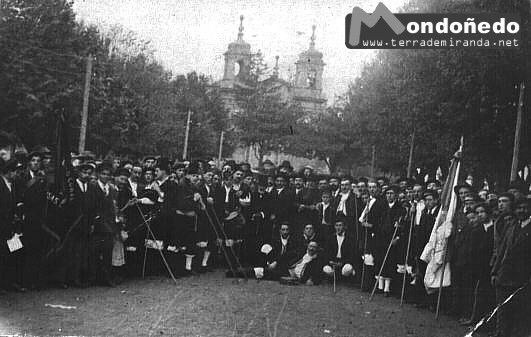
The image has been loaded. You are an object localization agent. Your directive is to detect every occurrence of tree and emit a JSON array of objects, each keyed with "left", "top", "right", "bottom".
[{"left": 232, "top": 52, "right": 305, "bottom": 166}]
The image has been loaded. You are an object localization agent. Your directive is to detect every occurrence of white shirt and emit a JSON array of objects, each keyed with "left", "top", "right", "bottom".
[
  {"left": 337, "top": 192, "right": 350, "bottom": 216},
  {"left": 76, "top": 179, "right": 88, "bottom": 193},
  {"left": 224, "top": 185, "right": 232, "bottom": 203},
  {"left": 281, "top": 237, "right": 288, "bottom": 255},
  {"left": 295, "top": 188, "right": 303, "bottom": 195},
  {"left": 336, "top": 234, "right": 345, "bottom": 259},
  {"left": 205, "top": 184, "right": 210, "bottom": 196},
  {"left": 359, "top": 196, "right": 377, "bottom": 222},
  {"left": 321, "top": 203, "right": 330, "bottom": 224},
  {"left": 2, "top": 176, "right": 11, "bottom": 192},
  {"left": 98, "top": 180, "right": 109, "bottom": 196},
  {"left": 415, "top": 200, "right": 425, "bottom": 225},
  {"left": 129, "top": 179, "right": 138, "bottom": 197},
  {"left": 483, "top": 220, "right": 493, "bottom": 232},
  {"left": 292, "top": 253, "right": 315, "bottom": 279}
]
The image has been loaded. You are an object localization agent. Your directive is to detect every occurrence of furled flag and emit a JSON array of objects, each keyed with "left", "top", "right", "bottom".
[{"left": 421, "top": 137, "right": 463, "bottom": 293}]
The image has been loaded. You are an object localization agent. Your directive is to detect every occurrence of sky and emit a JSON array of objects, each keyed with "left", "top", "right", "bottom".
[{"left": 73, "top": 0, "right": 408, "bottom": 103}]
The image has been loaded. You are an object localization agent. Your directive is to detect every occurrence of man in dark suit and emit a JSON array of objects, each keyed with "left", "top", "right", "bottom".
[
  {"left": 0, "top": 159, "right": 20, "bottom": 292},
  {"left": 89, "top": 163, "right": 119, "bottom": 287},
  {"left": 269, "top": 174, "right": 294, "bottom": 231},
  {"left": 316, "top": 189, "right": 335, "bottom": 236},
  {"left": 256, "top": 222, "right": 300, "bottom": 280},
  {"left": 359, "top": 179, "right": 387, "bottom": 290},
  {"left": 413, "top": 190, "right": 440, "bottom": 307},
  {"left": 322, "top": 219, "right": 356, "bottom": 279},
  {"left": 293, "top": 174, "right": 320, "bottom": 234},
  {"left": 18, "top": 151, "right": 48, "bottom": 289},
  {"left": 491, "top": 198, "right": 531, "bottom": 337},
  {"left": 373, "top": 185, "right": 407, "bottom": 297},
  {"left": 285, "top": 241, "right": 325, "bottom": 285},
  {"left": 62, "top": 163, "right": 99, "bottom": 287}
]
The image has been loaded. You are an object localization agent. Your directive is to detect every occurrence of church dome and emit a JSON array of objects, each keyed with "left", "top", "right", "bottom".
[
  {"left": 297, "top": 25, "right": 324, "bottom": 64},
  {"left": 227, "top": 15, "right": 251, "bottom": 53}
]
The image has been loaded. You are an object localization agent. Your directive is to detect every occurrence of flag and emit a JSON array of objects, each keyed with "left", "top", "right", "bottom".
[{"left": 421, "top": 137, "right": 462, "bottom": 292}]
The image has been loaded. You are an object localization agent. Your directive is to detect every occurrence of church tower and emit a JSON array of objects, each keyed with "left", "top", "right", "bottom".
[
  {"left": 292, "top": 25, "right": 326, "bottom": 113},
  {"left": 220, "top": 15, "right": 251, "bottom": 87}
]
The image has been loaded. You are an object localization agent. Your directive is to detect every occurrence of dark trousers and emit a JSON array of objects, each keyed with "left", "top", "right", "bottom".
[
  {"left": 470, "top": 276, "right": 495, "bottom": 324},
  {"left": 89, "top": 232, "right": 114, "bottom": 283},
  {"left": 67, "top": 235, "right": 90, "bottom": 284},
  {"left": 451, "top": 264, "right": 475, "bottom": 318},
  {"left": 0, "top": 246, "right": 23, "bottom": 289}
]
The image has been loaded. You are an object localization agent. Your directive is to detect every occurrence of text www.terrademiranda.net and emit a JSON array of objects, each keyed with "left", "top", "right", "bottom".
[{"left": 361, "top": 38, "right": 519, "bottom": 47}]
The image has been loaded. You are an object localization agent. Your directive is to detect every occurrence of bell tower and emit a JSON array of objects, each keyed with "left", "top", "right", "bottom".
[
  {"left": 294, "top": 25, "right": 324, "bottom": 90},
  {"left": 292, "top": 25, "right": 326, "bottom": 113},
  {"left": 221, "top": 15, "right": 251, "bottom": 85}
]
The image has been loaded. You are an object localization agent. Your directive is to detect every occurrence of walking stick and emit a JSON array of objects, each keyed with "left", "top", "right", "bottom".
[
  {"left": 400, "top": 208, "right": 416, "bottom": 306},
  {"left": 199, "top": 198, "right": 244, "bottom": 282},
  {"left": 369, "top": 220, "right": 400, "bottom": 301},
  {"left": 360, "top": 227, "right": 368, "bottom": 291},
  {"left": 141, "top": 225, "right": 150, "bottom": 279},
  {"left": 211, "top": 206, "right": 250, "bottom": 281},
  {"left": 136, "top": 204, "right": 179, "bottom": 285},
  {"left": 333, "top": 265, "right": 337, "bottom": 294}
]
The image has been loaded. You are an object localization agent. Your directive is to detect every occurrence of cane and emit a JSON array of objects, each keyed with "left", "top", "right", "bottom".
[
  {"left": 136, "top": 204, "right": 179, "bottom": 285},
  {"left": 369, "top": 220, "right": 400, "bottom": 301},
  {"left": 400, "top": 207, "right": 415, "bottom": 306},
  {"left": 205, "top": 201, "right": 249, "bottom": 282},
  {"left": 141, "top": 223, "right": 149, "bottom": 279},
  {"left": 333, "top": 264, "right": 337, "bottom": 294},
  {"left": 360, "top": 226, "right": 368, "bottom": 291},
  {"left": 199, "top": 198, "right": 243, "bottom": 282}
]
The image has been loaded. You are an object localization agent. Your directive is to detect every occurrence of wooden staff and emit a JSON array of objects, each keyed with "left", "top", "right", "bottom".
[
  {"left": 369, "top": 220, "right": 400, "bottom": 301},
  {"left": 400, "top": 203, "right": 416, "bottom": 306}
]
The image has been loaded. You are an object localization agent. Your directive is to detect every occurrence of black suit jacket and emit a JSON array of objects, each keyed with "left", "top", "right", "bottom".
[
  {"left": 324, "top": 233, "right": 356, "bottom": 265},
  {"left": 0, "top": 177, "right": 16, "bottom": 241},
  {"left": 66, "top": 179, "right": 98, "bottom": 237},
  {"left": 269, "top": 188, "right": 294, "bottom": 222},
  {"left": 491, "top": 220, "right": 531, "bottom": 287}
]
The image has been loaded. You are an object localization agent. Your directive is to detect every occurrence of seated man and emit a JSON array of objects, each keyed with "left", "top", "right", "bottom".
[
  {"left": 284, "top": 241, "right": 324, "bottom": 285},
  {"left": 323, "top": 219, "right": 356, "bottom": 279},
  {"left": 249, "top": 222, "right": 300, "bottom": 280}
]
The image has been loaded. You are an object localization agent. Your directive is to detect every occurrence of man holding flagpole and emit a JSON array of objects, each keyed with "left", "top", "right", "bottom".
[{"left": 420, "top": 138, "right": 463, "bottom": 318}]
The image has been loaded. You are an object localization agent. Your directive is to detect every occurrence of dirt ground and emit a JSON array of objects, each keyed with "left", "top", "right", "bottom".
[{"left": 0, "top": 271, "right": 469, "bottom": 337}]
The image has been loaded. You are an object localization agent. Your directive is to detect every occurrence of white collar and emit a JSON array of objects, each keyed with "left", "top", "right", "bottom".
[
  {"left": 483, "top": 220, "right": 493, "bottom": 231},
  {"left": 97, "top": 180, "right": 108, "bottom": 191},
  {"left": 388, "top": 201, "right": 396, "bottom": 208}
]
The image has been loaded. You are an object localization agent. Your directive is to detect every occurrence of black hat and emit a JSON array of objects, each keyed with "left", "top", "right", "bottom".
[
  {"left": 423, "top": 190, "right": 437, "bottom": 199},
  {"left": 77, "top": 162, "right": 95, "bottom": 172},
  {"left": 156, "top": 158, "right": 171, "bottom": 173},
  {"left": 114, "top": 167, "right": 131, "bottom": 178},
  {"left": 454, "top": 183, "right": 473, "bottom": 194},
  {"left": 262, "top": 159, "right": 275, "bottom": 167},
  {"left": 274, "top": 172, "right": 288, "bottom": 180},
  {"left": 96, "top": 162, "right": 113, "bottom": 173},
  {"left": 279, "top": 160, "right": 292, "bottom": 169},
  {"left": 383, "top": 185, "right": 399, "bottom": 194},
  {"left": 187, "top": 161, "right": 200, "bottom": 175},
  {"left": 27, "top": 148, "right": 44, "bottom": 160},
  {"left": 143, "top": 155, "right": 157, "bottom": 162},
  {"left": 294, "top": 172, "right": 306, "bottom": 180}
]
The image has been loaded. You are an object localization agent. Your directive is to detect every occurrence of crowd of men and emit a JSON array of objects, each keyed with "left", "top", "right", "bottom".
[{"left": 0, "top": 144, "right": 530, "bottom": 337}]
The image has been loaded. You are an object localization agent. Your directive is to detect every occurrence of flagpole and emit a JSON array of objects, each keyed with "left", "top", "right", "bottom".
[
  {"left": 435, "top": 136, "right": 463, "bottom": 319},
  {"left": 510, "top": 82, "right": 525, "bottom": 181}
]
